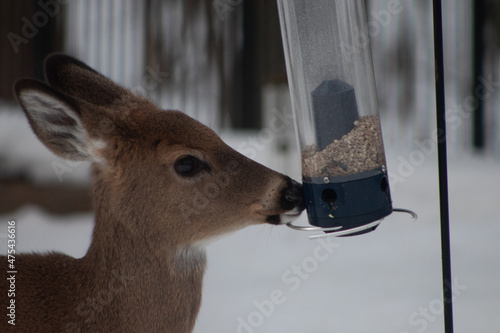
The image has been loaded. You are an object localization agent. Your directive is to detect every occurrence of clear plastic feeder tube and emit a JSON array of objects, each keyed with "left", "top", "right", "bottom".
[{"left": 277, "top": 0, "right": 392, "bottom": 233}]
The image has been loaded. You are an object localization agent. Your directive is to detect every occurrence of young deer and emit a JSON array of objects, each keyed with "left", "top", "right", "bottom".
[{"left": 1, "top": 54, "right": 304, "bottom": 332}]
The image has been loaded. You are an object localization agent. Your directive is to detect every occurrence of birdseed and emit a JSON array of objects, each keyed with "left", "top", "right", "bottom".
[{"left": 302, "top": 116, "right": 386, "bottom": 178}]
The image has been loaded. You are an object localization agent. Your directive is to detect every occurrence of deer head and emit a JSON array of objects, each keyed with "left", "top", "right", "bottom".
[{"left": 15, "top": 54, "right": 305, "bottom": 251}]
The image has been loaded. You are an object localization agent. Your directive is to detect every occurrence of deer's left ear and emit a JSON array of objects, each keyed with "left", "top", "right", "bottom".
[
  {"left": 44, "top": 53, "right": 130, "bottom": 106},
  {"left": 14, "top": 79, "right": 103, "bottom": 161}
]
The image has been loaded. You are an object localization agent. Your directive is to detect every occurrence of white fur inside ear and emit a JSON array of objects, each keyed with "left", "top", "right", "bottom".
[{"left": 19, "top": 89, "right": 100, "bottom": 162}]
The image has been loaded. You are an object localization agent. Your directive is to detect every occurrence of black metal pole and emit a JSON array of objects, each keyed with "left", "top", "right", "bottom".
[
  {"left": 472, "top": 0, "right": 485, "bottom": 150},
  {"left": 432, "top": 1, "right": 454, "bottom": 332}
]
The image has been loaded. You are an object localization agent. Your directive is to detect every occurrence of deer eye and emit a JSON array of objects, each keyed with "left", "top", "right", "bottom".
[{"left": 174, "top": 155, "right": 208, "bottom": 177}]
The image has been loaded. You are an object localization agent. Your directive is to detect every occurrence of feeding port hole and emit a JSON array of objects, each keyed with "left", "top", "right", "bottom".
[{"left": 321, "top": 188, "right": 337, "bottom": 210}]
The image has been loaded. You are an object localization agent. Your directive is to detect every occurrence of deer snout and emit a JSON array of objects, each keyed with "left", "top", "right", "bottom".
[
  {"left": 280, "top": 178, "right": 305, "bottom": 212},
  {"left": 265, "top": 177, "right": 305, "bottom": 225}
]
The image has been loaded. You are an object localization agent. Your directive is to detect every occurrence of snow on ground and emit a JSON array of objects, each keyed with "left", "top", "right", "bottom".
[{"left": 1, "top": 112, "right": 499, "bottom": 332}]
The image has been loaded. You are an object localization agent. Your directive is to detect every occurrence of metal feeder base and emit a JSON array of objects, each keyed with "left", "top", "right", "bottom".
[{"left": 303, "top": 169, "right": 392, "bottom": 236}]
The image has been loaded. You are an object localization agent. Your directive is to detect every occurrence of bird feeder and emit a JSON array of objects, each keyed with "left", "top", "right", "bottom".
[{"left": 277, "top": 0, "right": 395, "bottom": 236}]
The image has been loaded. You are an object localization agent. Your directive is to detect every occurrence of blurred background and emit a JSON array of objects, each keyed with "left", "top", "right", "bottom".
[
  {"left": 1, "top": 0, "right": 499, "bottom": 213},
  {"left": 0, "top": 1, "right": 499, "bottom": 332}
]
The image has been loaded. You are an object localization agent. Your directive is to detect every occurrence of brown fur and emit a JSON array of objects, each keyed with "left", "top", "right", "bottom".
[{"left": 0, "top": 54, "right": 303, "bottom": 332}]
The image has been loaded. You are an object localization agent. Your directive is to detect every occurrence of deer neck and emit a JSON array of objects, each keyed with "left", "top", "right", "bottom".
[
  {"left": 85, "top": 166, "right": 208, "bottom": 274},
  {"left": 81, "top": 170, "right": 207, "bottom": 331}
]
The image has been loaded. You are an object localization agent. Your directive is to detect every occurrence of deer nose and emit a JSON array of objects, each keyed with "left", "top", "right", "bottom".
[{"left": 280, "top": 177, "right": 305, "bottom": 211}]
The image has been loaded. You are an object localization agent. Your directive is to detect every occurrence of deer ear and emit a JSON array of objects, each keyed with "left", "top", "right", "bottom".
[
  {"left": 44, "top": 53, "right": 130, "bottom": 106},
  {"left": 14, "top": 79, "right": 98, "bottom": 161}
]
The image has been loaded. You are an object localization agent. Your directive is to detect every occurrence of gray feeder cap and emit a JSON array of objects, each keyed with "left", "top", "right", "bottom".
[{"left": 312, "top": 79, "right": 359, "bottom": 150}]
